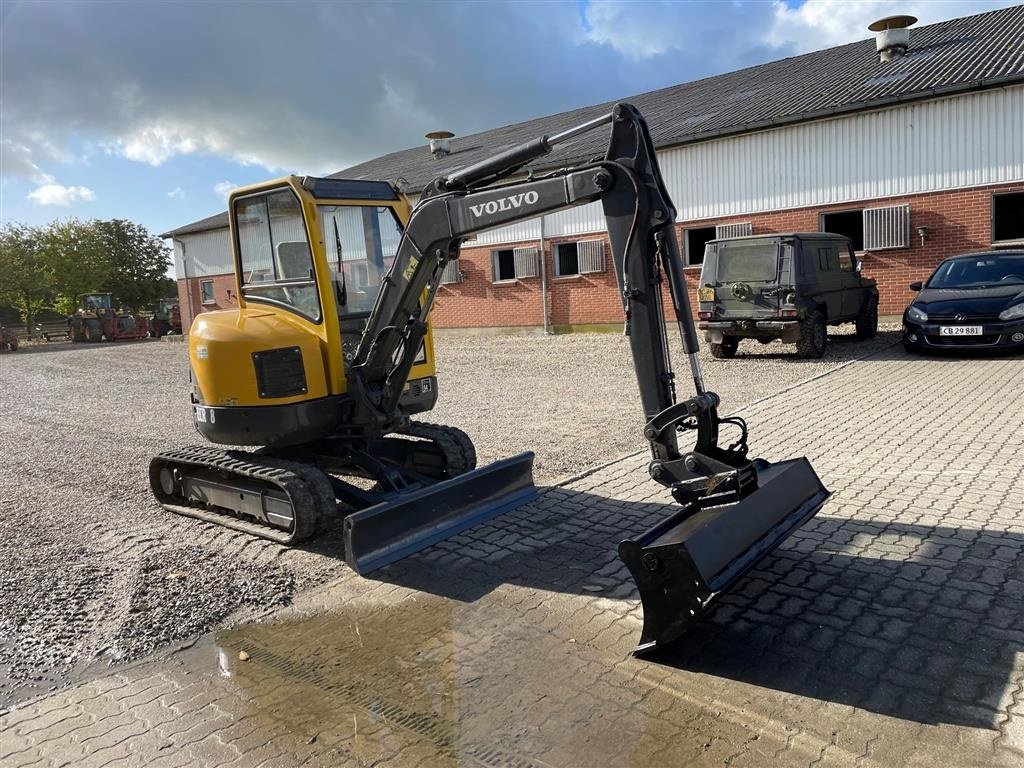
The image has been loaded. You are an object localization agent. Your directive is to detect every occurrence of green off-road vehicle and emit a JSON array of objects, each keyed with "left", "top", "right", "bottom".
[{"left": 696, "top": 233, "right": 879, "bottom": 359}]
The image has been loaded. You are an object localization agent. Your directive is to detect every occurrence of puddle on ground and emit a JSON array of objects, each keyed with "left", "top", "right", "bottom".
[{"left": 208, "top": 591, "right": 741, "bottom": 767}]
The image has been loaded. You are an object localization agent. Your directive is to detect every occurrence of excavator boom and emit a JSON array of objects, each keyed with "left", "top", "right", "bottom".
[{"left": 342, "top": 103, "right": 831, "bottom": 653}]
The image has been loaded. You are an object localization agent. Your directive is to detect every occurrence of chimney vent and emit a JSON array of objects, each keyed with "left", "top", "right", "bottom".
[
  {"left": 868, "top": 14, "right": 917, "bottom": 62},
  {"left": 425, "top": 130, "right": 455, "bottom": 158}
]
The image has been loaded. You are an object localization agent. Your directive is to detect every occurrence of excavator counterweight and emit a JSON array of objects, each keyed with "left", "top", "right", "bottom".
[{"left": 151, "top": 103, "right": 829, "bottom": 655}]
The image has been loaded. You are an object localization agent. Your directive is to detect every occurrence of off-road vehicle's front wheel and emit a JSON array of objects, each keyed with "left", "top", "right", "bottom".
[
  {"left": 710, "top": 337, "right": 739, "bottom": 359},
  {"left": 856, "top": 295, "right": 878, "bottom": 339},
  {"left": 796, "top": 311, "right": 827, "bottom": 359}
]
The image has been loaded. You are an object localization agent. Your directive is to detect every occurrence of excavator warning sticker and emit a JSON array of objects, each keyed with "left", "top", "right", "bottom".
[{"left": 402, "top": 256, "right": 419, "bottom": 282}]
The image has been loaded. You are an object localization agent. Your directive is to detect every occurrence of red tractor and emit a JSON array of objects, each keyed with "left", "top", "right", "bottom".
[
  {"left": 68, "top": 293, "right": 149, "bottom": 343},
  {"left": 148, "top": 298, "right": 183, "bottom": 338},
  {"left": 0, "top": 326, "right": 18, "bottom": 352}
]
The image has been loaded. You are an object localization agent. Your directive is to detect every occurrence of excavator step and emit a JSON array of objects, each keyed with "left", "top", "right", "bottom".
[
  {"left": 344, "top": 452, "right": 537, "bottom": 574},
  {"left": 618, "top": 456, "right": 829, "bottom": 656}
]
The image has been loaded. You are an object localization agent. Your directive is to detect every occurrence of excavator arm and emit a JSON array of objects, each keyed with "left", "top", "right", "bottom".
[
  {"left": 347, "top": 103, "right": 830, "bottom": 654},
  {"left": 352, "top": 105, "right": 722, "bottom": 477}
]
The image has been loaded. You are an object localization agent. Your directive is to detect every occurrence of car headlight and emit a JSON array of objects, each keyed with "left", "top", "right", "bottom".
[
  {"left": 999, "top": 303, "right": 1024, "bottom": 321},
  {"left": 906, "top": 305, "right": 928, "bottom": 323}
]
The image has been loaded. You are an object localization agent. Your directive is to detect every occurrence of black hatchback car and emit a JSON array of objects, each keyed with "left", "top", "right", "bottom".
[{"left": 903, "top": 250, "right": 1024, "bottom": 353}]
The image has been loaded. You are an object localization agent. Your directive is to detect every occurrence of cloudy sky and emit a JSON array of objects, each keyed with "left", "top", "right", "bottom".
[{"left": 0, "top": 0, "right": 1013, "bottom": 244}]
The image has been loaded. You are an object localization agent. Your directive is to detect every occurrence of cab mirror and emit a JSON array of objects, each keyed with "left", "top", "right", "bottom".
[{"left": 909, "top": 281, "right": 923, "bottom": 291}]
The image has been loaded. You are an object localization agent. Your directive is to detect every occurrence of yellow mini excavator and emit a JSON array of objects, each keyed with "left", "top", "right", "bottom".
[{"left": 151, "top": 104, "right": 830, "bottom": 654}]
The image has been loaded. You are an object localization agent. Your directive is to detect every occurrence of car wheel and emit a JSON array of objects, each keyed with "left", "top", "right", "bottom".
[
  {"left": 856, "top": 296, "right": 879, "bottom": 339},
  {"left": 796, "top": 311, "right": 827, "bottom": 358},
  {"left": 710, "top": 337, "right": 739, "bottom": 359}
]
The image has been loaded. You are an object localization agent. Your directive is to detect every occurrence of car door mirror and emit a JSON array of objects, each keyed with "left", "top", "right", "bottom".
[{"left": 909, "top": 281, "right": 923, "bottom": 291}]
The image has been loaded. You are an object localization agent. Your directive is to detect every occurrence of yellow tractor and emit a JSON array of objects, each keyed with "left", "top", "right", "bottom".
[{"left": 151, "top": 105, "right": 829, "bottom": 653}]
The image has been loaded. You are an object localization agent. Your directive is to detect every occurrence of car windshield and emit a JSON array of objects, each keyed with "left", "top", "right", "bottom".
[
  {"left": 927, "top": 254, "right": 1024, "bottom": 288},
  {"left": 704, "top": 241, "right": 780, "bottom": 283}
]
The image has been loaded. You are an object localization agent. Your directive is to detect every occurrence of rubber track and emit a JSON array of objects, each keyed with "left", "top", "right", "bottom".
[
  {"left": 150, "top": 445, "right": 334, "bottom": 545},
  {"left": 398, "top": 421, "right": 478, "bottom": 477}
]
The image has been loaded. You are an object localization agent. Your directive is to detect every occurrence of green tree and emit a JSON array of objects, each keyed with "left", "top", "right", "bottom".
[
  {"left": 0, "top": 222, "right": 53, "bottom": 330},
  {"left": 40, "top": 219, "right": 111, "bottom": 314},
  {"left": 95, "top": 219, "right": 172, "bottom": 311}
]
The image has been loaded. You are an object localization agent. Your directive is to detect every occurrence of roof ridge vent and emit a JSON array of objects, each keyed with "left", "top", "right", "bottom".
[
  {"left": 425, "top": 130, "right": 455, "bottom": 158},
  {"left": 869, "top": 14, "right": 917, "bottom": 62}
]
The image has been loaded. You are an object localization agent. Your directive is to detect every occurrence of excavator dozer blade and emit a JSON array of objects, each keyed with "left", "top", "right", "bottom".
[
  {"left": 619, "top": 457, "right": 829, "bottom": 656},
  {"left": 344, "top": 452, "right": 537, "bottom": 575}
]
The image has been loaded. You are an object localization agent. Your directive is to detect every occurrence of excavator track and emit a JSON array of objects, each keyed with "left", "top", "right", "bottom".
[
  {"left": 396, "top": 421, "right": 477, "bottom": 478},
  {"left": 150, "top": 445, "right": 336, "bottom": 545}
]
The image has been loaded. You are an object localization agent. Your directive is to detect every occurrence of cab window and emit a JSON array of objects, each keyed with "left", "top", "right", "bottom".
[
  {"left": 319, "top": 205, "right": 404, "bottom": 316},
  {"left": 235, "top": 189, "right": 321, "bottom": 322}
]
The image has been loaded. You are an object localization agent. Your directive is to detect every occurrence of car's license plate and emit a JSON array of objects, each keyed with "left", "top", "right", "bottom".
[{"left": 939, "top": 326, "right": 982, "bottom": 336}]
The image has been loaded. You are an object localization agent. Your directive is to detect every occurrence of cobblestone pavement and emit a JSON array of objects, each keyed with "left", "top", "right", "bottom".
[{"left": 2, "top": 348, "right": 1022, "bottom": 767}]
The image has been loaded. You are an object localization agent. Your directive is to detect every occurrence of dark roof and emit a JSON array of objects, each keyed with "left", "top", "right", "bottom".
[{"left": 165, "top": 6, "right": 1024, "bottom": 238}]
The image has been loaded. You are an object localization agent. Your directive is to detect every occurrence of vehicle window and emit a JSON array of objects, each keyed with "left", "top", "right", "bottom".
[
  {"left": 817, "top": 247, "right": 832, "bottom": 272},
  {"left": 927, "top": 254, "right": 1024, "bottom": 288},
  {"left": 839, "top": 244, "right": 855, "bottom": 272},
  {"left": 710, "top": 241, "right": 780, "bottom": 283},
  {"left": 320, "top": 205, "right": 403, "bottom": 315},
  {"left": 235, "top": 189, "right": 320, "bottom": 321}
]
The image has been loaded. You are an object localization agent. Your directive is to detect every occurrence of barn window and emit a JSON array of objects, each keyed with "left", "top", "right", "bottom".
[
  {"left": 820, "top": 209, "right": 864, "bottom": 251},
  {"left": 993, "top": 192, "right": 1024, "bottom": 243},
  {"left": 863, "top": 204, "right": 910, "bottom": 250},
  {"left": 493, "top": 249, "right": 516, "bottom": 281},
  {"left": 555, "top": 240, "right": 605, "bottom": 276},
  {"left": 685, "top": 226, "right": 716, "bottom": 266},
  {"left": 715, "top": 222, "right": 753, "bottom": 239},
  {"left": 439, "top": 259, "right": 463, "bottom": 284},
  {"left": 492, "top": 246, "right": 538, "bottom": 281}
]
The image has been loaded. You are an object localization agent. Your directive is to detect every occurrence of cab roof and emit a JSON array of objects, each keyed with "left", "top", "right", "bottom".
[{"left": 708, "top": 232, "right": 850, "bottom": 244}]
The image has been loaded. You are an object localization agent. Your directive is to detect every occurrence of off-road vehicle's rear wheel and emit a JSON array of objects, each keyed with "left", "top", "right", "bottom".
[
  {"left": 710, "top": 337, "right": 739, "bottom": 359},
  {"left": 796, "top": 311, "right": 827, "bottom": 359},
  {"left": 856, "top": 295, "right": 878, "bottom": 339}
]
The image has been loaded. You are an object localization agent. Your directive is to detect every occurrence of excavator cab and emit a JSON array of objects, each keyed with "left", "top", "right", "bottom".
[
  {"left": 152, "top": 104, "right": 829, "bottom": 655},
  {"left": 184, "top": 177, "right": 439, "bottom": 446}
]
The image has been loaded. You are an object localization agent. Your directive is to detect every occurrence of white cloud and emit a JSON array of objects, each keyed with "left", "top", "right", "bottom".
[
  {"left": 213, "top": 181, "right": 235, "bottom": 198},
  {"left": 1, "top": 139, "right": 55, "bottom": 184},
  {"left": 768, "top": 0, "right": 1015, "bottom": 53},
  {"left": 27, "top": 183, "right": 95, "bottom": 206},
  {"left": 583, "top": 0, "right": 697, "bottom": 59},
  {"left": 0, "top": 0, "right": 1014, "bottom": 182},
  {"left": 167, "top": 186, "right": 185, "bottom": 199}
]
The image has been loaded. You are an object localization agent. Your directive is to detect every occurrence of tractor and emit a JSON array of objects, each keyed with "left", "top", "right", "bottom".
[{"left": 68, "top": 293, "right": 150, "bottom": 343}]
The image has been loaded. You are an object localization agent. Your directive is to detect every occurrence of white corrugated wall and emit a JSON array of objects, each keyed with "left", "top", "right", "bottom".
[{"left": 175, "top": 85, "right": 1024, "bottom": 274}]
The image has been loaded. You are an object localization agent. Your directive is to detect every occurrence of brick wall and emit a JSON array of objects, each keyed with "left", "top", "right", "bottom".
[
  {"left": 433, "top": 181, "right": 1022, "bottom": 327},
  {"left": 177, "top": 181, "right": 1022, "bottom": 331},
  {"left": 177, "top": 273, "right": 238, "bottom": 329},
  {"left": 685, "top": 182, "right": 1023, "bottom": 317}
]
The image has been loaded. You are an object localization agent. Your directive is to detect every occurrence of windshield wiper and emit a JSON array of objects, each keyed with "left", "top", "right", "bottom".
[{"left": 333, "top": 218, "right": 348, "bottom": 308}]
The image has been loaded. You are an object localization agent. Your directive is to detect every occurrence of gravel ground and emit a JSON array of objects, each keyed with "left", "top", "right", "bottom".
[{"left": 0, "top": 326, "right": 898, "bottom": 707}]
